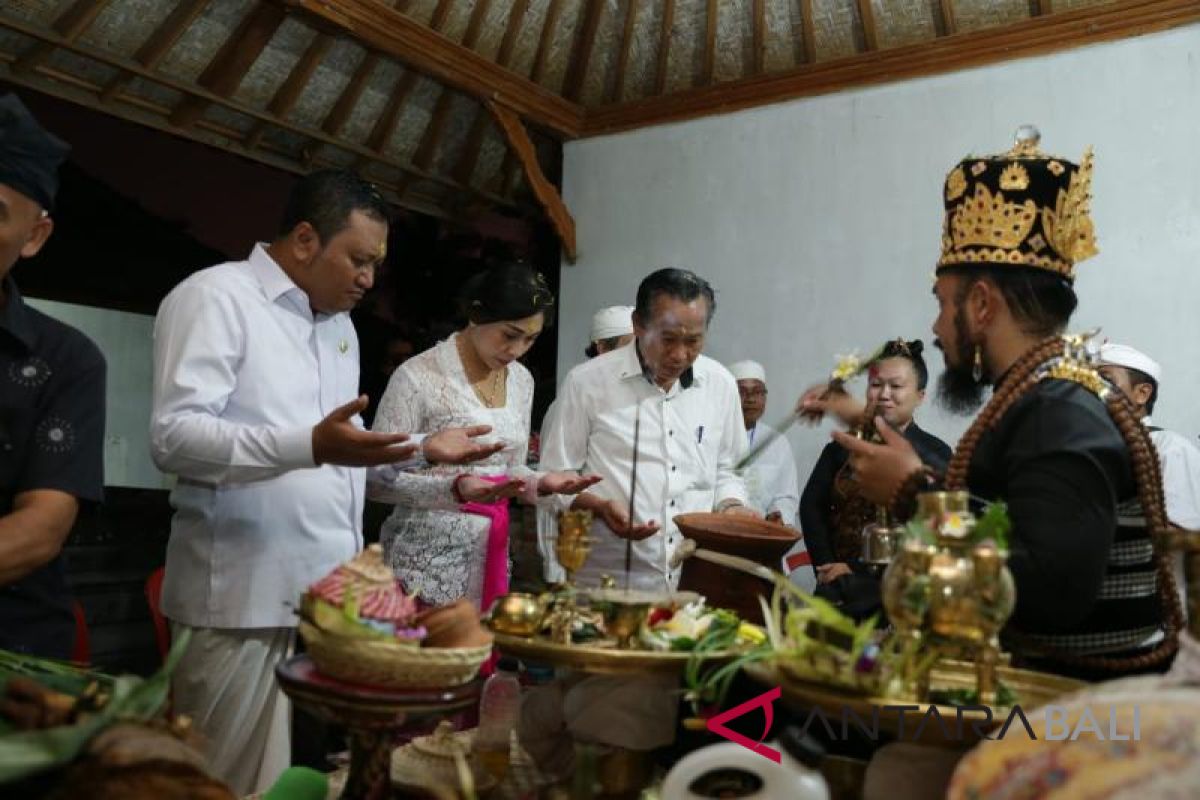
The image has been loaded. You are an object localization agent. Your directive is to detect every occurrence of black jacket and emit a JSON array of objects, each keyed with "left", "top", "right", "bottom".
[{"left": 800, "top": 421, "right": 952, "bottom": 567}]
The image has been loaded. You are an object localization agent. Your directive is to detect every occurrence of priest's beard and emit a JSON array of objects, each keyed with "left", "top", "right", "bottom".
[{"left": 936, "top": 310, "right": 990, "bottom": 415}]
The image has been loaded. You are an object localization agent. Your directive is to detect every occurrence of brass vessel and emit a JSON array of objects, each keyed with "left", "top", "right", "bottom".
[
  {"left": 881, "top": 491, "right": 1015, "bottom": 703},
  {"left": 488, "top": 592, "right": 549, "bottom": 636},
  {"left": 545, "top": 510, "right": 594, "bottom": 644},
  {"left": 555, "top": 510, "right": 593, "bottom": 582},
  {"left": 860, "top": 507, "right": 904, "bottom": 570}
]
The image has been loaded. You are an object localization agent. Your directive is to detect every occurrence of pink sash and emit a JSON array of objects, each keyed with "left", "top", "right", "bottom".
[{"left": 460, "top": 475, "right": 512, "bottom": 613}]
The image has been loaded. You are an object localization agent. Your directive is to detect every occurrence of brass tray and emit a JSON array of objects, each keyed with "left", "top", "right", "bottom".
[
  {"left": 492, "top": 632, "right": 749, "bottom": 676},
  {"left": 744, "top": 659, "right": 1085, "bottom": 749}
]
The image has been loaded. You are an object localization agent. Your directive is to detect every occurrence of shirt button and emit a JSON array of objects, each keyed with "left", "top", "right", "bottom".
[
  {"left": 671, "top": 465, "right": 676, "bottom": 472},
  {"left": 670, "top": 500, "right": 676, "bottom": 507}
]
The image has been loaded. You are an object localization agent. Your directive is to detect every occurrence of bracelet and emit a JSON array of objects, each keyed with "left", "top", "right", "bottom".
[
  {"left": 451, "top": 474, "right": 469, "bottom": 504},
  {"left": 888, "top": 467, "right": 935, "bottom": 521}
]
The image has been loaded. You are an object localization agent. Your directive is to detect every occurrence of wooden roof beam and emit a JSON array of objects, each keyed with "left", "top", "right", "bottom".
[
  {"left": 322, "top": 52, "right": 379, "bottom": 136},
  {"left": 461, "top": 0, "right": 493, "bottom": 49},
  {"left": 14, "top": 0, "right": 114, "bottom": 74},
  {"left": 488, "top": 101, "right": 576, "bottom": 262},
  {"left": 101, "top": 0, "right": 209, "bottom": 102},
  {"left": 495, "top": 0, "right": 530, "bottom": 68},
  {"left": 937, "top": 0, "right": 957, "bottom": 37},
  {"left": 452, "top": 0, "right": 527, "bottom": 188},
  {"left": 170, "top": 2, "right": 286, "bottom": 128},
  {"left": 451, "top": 106, "right": 490, "bottom": 185},
  {"left": 530, "top": 0, "right": 565, "bottom": 84},
  {"left": 0, "top": 12, "right": 522, "bottom": 214},
  {"left": 584, "top": 0, "right": 1200, "bottom": 135},
  {"left": 0, "top": 56, "right": 452, "bottom": 219},
  {"left": 245, "top": 32, "right": 332, "bottom": 148},
  {"left": 609, "top": 0, "right": 640, "bottom": 102},
  {"left": 563, "top": 0, "right": 606, "bottom": 102},
  {"left": 654, "top": 0, "right": 676, "bottom": 95},
  {"left": 283, "top": 0, "right": 584, "bottom": 138},
  {"left": 411, "top": 89, "right": 455, "bottom": 171},
  {"left": 702, "top": 0, "right": 718, "bottom": 85},
  {"left": 799, "top": 0, "right": 816, "bottom": 64},
  {"left": 354, "top": 2, "right": 459, "bottom": 169},
  {"left": 429, "top": 0, "right": 456, "bottom": 32},
  {"left": 857, "top": 0, "right": 879, "bottom": 51},
  {"left": 752, "top": 0, "right": 766, "bottom": 74}
]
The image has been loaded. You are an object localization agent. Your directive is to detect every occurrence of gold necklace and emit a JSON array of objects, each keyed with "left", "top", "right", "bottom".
[
  {"left": 458, "top": 334, "right": 506, "bottom": 408},
  {"left": 473, "top": 367, "right": 506, "bottom": 408}
]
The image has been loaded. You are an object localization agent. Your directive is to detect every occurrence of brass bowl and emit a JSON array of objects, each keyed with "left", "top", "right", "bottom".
[
  {"left": 606, "top": 603, "right": 651, "bottom": 649},
  {"left": 487, "top": 593, "right": 547, "bottom": 637},
  {"left": 583, "top": 588, "right": 699, "bottom": 649}
]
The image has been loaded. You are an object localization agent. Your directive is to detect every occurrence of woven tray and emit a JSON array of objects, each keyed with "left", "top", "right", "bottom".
[{"left": 299, "top": 621, "right": 491, "bottom": 689}]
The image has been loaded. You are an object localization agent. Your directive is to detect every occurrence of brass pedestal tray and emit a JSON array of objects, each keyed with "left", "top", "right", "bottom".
[
  {"left": 744, "top": 658, "right": 1084, "bottom": 749},
  {"left": 494, "top": 509, "right": 759, "bottom": 675},
  {"left": 275, "top": 655, "right": 480, "bottom": 800},
  {"left": 490, "top": 629, "right": 751, "bottom": 676}
]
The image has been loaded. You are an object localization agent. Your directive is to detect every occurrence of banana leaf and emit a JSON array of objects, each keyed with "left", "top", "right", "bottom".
[{"left": 0, "top": 628, "right": 191, "bottom": 784}]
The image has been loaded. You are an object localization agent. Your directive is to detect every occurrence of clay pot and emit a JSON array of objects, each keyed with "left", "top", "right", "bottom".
[
  {"left": 415, "top": 599, "right": 494, "bottom": 649},
  {"left": 674, "top": 512, "right": 800, "bottom": 624}
]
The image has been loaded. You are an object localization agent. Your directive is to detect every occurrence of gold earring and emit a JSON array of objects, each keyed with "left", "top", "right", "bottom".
[{"left": 972, "top": 345, "right": 983, "bottom": 382}]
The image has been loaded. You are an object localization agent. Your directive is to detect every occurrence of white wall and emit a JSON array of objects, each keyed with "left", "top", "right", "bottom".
[
  {"left": 559, "top": 26, "right": 1200, "bottom": 481},
  {"left": 26, "top": 299, "right": 170, "bottom": 491}
]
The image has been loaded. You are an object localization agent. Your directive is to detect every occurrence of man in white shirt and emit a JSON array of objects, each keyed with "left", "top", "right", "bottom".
[
  {"left": 542, "top": 269, "right": 756, "bottom": 593},
  {"left": 537, "top": 305, "right": 635, "bottom": 583},
  {"left": 150, "top": 170, "right": 500, "bottom": 794},
  {"left": 727, "top": 359, "right": 815, "bottom": 593},
  {"left": 534, "top": 268, "right": 755, "bottom": 757},
  {"left": 727, "top": 360, "right": 799, "bottom": 525},
  {"left": 1098, "top": 343, "right": 1200, "bottom": 618}
]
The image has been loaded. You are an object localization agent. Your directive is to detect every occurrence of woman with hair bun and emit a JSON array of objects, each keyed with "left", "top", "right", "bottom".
[
  {"left": 799, "top": 338, "right": 951, "bottom": 617},
  {"left": 369, "top": 263, "right": 599, "bottom": 608}
]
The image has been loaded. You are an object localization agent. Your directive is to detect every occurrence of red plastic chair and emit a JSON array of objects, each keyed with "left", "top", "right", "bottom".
[
  {"left": 70, "top": 600, "right": 90, "bottom": 664},
  {"left": 145, "top": 567, "right": 170, "bottom": 661}
]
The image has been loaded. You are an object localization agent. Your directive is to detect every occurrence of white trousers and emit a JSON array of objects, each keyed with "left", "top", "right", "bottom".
[{"left": 169, "top": 622, "right": 293, "bottom": 796}]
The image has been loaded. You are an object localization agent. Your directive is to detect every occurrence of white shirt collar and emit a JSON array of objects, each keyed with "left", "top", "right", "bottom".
[
  {"left": 248, "top": 243, "right": 303, "bottom": 303},
  {"left": 614, "top": 339, "right": 704, "bottom": 390}
]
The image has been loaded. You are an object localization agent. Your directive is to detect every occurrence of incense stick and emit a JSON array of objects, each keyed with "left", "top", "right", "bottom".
[
  {"left": 734, "top": 411, "right": 799, "bottom": 470},
  {"left": 735, "top": 378, "right": 854, "bottom": 470},
  {"left": 624, "top": 400, "right": 641, "bottom": 590}
]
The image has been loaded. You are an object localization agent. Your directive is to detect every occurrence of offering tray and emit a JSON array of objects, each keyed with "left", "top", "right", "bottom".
[
  {"left": 744, "top": 658, "right": 1084, "bottom": 749},
  {"left": 491, "top": 630, "right": 753, "bottom": 676}
]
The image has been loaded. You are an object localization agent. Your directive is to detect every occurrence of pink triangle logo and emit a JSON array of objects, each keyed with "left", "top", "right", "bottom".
[{"left": 705, "top": 686, "right": 782, "bottom": 763}]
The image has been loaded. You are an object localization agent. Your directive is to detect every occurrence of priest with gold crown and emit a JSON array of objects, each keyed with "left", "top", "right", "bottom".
[{"left": 808, "top": 126, "right": 1182, "bottom": 682}]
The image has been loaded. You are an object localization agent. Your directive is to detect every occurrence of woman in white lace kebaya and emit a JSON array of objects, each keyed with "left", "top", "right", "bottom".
[{"left": 369, "top": 264, "right": 599, "bottom": 608}]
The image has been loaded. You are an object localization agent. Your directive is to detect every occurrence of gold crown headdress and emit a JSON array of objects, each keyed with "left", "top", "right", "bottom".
[{"left": 938, "top": 126, "right": 1098, "bottom": 280}]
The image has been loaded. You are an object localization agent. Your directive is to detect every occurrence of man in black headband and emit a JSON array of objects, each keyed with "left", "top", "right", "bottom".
[{"left": 0, "top": 93, "right": 106, "bottom": 658}]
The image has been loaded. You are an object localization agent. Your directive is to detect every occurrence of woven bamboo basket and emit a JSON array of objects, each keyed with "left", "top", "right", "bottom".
[{"left": 298, "top": 621, "right": 491, "bottom": 689}]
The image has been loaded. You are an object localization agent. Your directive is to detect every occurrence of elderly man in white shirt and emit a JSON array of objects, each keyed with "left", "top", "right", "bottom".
[
  {"left": 533, "top": 269, "right": 755, "bottom": 757},
  {"left": 1098, "top": 343, "right": 1200, "bottom": 619},
  {"left": 536, "top": 305, "right": 635, "bottom": 583},
  {"left": 542, "top": 269, "right": 755, "bottom": 593},
  {"left": 151, "top": 170, "right": 499, "bottom": 795}
]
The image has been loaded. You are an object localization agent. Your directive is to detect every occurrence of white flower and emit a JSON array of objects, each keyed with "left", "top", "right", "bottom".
[{"left": 831, "top": 352, "right": 862, "bottom": 382}]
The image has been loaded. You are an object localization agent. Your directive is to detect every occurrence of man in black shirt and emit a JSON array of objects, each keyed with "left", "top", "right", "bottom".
[
  {"left": 817, "top": 127, "right": 1175, "bottom": 676},
  {"left": 0, "top": 93, "right": 106, "bottom": 658}
]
